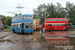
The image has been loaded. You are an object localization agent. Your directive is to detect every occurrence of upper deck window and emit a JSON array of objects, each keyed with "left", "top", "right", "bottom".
[
  {"left": 12, "top": 16, "right": 32, "bottom": 21},
  {"left": 36, "top": 20, "right": 39, "bottom": 22},
  {"left": 46, "top": 18, "right": 68, "bottom": 21}
]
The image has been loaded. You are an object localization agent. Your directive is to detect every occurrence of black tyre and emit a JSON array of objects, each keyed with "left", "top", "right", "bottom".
[
  {"left": 50, "top": 28, "right": 53, "bottom": 31},
  {"left": 21, "top": 29, "right": 24, "bottom": 33},
  {"left": 13, "top": 29, "right": 16, "bottom": 33},
  {"left": 65, "top": 28, "right": 68, "bottom": 31},
  {"left": 36, "top": 28, "right": 40, "bottom": 31},
  {"left": 31, "top": 33, "right": 32, "bottom": 35}
]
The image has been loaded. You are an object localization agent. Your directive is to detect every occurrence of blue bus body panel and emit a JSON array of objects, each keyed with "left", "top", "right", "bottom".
[
  {"left": 11, "top": 27, "right": 21, "bottom": 32},
  {"left": 11, "top": 27, "right": 33, "bottom": 33}
]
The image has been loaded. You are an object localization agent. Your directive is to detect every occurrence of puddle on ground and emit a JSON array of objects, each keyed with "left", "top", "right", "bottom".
[
  {"left": 39, "top": 31, "right": 75, "bottom": 50},
  {"left": 0, "top": 35, "right": 10, "bottom": 42},
  {"left": 0, "top": 31, "right": 75, "bottom": 50}
]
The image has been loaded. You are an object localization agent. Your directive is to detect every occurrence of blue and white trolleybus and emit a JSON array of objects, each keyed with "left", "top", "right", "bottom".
[{"left": 11, "top": 14, "right": 33, "bottom": 34}]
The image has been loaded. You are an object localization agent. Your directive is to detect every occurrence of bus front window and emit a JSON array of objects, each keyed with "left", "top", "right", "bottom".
[{"left": 25, "top": 23, "right": 33, "bottom": 28}]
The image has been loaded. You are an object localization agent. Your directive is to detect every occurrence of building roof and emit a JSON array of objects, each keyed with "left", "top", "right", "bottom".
[{"left": 33, "top": 19, "right": 39, "bottom": 20}]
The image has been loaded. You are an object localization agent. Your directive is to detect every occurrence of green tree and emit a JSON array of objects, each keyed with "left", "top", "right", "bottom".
[
  {"left": 4, "top": 16, "right": 12, "bottom": 28},
  {"left": 33, "top": 4, "right": 47, "bottom": 24},
  {"left": 14, "top": 13, "right": 22, "bottom": 17},
  {"left": 0, "top": 15, "right": 6, "bottom": 24},
  {"left": 33, "top": 3, "right": 66, "bottom": 24},
  {"left": 66, "top": 1, "right": 75, "bottom": 24},
  {"left": 0, "top": 15, "right": 12, "bottom": 29},
  {"left": 15, "top": 14, "right": 18, "bottom": 16}
]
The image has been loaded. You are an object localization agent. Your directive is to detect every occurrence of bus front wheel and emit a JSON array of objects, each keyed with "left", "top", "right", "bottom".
[{"left": 21, "top": 29, "right": 24, "bottom": 33}]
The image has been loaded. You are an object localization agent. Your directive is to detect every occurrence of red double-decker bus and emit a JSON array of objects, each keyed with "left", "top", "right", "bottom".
[{"left": 41, "top": 18, "right": 69, "bottom": 31}]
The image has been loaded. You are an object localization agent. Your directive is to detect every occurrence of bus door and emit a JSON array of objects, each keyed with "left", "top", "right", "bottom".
[
  {"left": 21, "top": 23, "right": 24, "bottom": 28},
  {"left": 19, "top": 23, "right": 24, "bottom": 32},
  {"left": 25, "top": 23, "right": 30, "bottom": 33}
]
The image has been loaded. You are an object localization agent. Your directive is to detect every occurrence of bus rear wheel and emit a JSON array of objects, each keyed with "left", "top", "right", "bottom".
[
  {"left": 65, "top": 28, "right": 68, "bottom": 31},
  {"left": 21, "top": 29, "right": 24, "bottom": 33},
  {"left": 50, "top": 28, "right": 53, "bottom": 31}
]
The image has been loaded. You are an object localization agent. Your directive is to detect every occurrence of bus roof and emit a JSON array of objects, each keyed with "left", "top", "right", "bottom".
[
  {"left": 12, "top": 14, "right": 32, "bottom": 19},
  {"left": 33, "top": 19, "right": 39, "bottom": 20},
  {"left": 46, "top": 18, "right": 67, "bottom": 19}
]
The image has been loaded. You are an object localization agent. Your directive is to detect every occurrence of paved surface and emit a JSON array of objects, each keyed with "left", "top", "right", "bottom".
[{"left": 0, "top": 30, "right": 75, "bottom": 50}]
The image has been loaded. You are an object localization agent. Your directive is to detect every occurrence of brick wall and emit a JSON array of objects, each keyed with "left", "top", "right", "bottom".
[{"left": 0, "top": 19, "right": 3, "bottom": 26}]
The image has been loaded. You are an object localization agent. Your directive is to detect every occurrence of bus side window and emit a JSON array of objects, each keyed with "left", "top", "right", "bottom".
[
  {"left": 61, "top": 24, "right": 64, "bottom": 26},
  {"left": 52, "top": 19, "right": 54, "bottom": 21},
  {"left": 65, "top": 24, "right": 67, "bottom": 26},
  {"left": 56, "top": 19, "right": 57, "bottom": 21},
  {"left": 14, "top": 25, "right": 15, "bottom": 27},
  {"left": 52, "top": 24, "right": 54, "bottom": 26},
  {"left": 17, "top": 25, "right": 18, "bottom": 27},
  {"left": 15, "top": 25, "right": 17, "bottom": 27},
  {"left": 58, "top": 24, "right": 61, "bottom": 26},
  {"left": 55, "top": 24, "right": 57, "bottom": 26},
  {"left": 48, "top": 24, "right": 52, "bottom": 26},
  {"left": 20, "top": 24, "right": 21, "bottom": 27}
]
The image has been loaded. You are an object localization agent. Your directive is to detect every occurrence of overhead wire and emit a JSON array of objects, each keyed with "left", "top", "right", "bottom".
[
  {"left": 12, "top": 0, "right": 17, "bottom": 5},
  {"left": 36, "top": 0, "right": 41, "bottom": 4},
  {"left": 11, "top": 0, "right": 41, "bottom": 14},
  {"left": 16, "top": 0, "right": 20, "bottom": 4},
  {"left": 24, "top": 0, "right": 34, "bottom": 4}
]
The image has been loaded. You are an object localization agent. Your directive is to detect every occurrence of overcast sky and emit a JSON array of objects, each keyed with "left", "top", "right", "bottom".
[{"left": 0, "top": 0, "right": 74, "bottom": 16}]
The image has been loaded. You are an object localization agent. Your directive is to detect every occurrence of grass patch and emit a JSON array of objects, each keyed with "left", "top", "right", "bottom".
[
  {"left": 4, "top": 29, "right": 11, "bottom": 31},
  {"left": 72, "top": 28, "right": 75, "bottom": 29}
]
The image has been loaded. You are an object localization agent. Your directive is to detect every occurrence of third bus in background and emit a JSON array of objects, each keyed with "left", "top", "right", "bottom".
[{"left": 33, "top": 19, "right": 40, "bottom": 31}]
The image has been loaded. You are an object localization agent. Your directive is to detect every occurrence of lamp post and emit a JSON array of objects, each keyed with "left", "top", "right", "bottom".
[{"left": 45, "top": 8, "right": 46, "bottom": 32}]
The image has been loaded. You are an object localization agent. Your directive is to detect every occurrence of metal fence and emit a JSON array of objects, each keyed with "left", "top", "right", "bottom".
[{"left": 70, "top": 25, "right": 75, "bottom": 29}]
